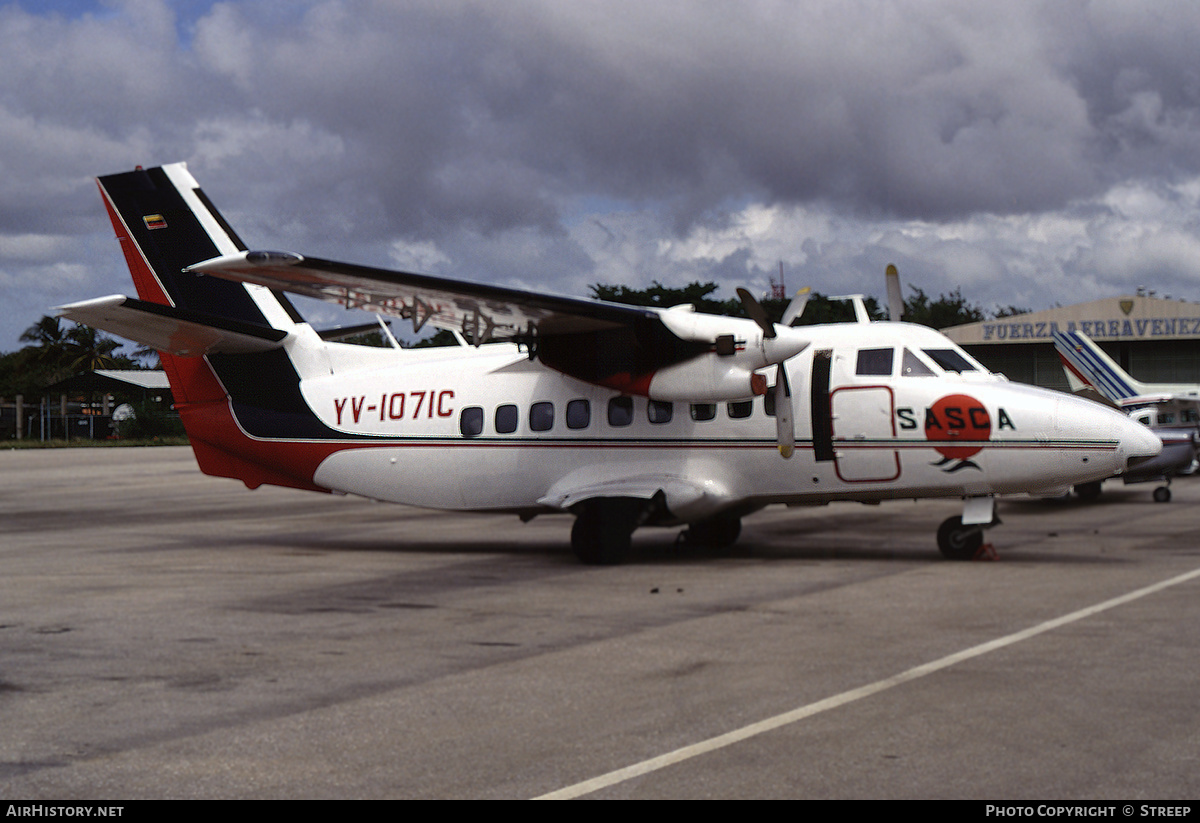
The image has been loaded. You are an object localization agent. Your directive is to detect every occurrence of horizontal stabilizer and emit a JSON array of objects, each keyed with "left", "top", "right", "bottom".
[{"left": 56, "top": 295, "right": 287, "bottom": 357}]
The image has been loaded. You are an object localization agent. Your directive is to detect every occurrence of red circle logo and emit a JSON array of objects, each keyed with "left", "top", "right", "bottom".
[{"left": 926, "top": 394, "right": 991, "bottom": 459}]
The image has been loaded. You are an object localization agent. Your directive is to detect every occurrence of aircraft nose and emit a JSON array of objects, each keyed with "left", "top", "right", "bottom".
[{"left": 1116, "top": 414, "right": 1165, "bottom": 466}]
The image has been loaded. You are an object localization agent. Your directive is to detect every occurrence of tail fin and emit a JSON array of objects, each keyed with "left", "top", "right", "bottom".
[
  {"left": 1052, "top": 330, "right": 1145, "bottom": 401},
  {"left": 93, "top": 163, "right": 345, "bottom": 491},
  {"left": 96, "top": 164, "right": 303, "bottom": 337}
]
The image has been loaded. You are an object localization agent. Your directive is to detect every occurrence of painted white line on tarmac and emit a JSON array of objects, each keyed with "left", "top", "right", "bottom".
[{"left": 535, "top": 565, "right": 1200, "bottom": 800}]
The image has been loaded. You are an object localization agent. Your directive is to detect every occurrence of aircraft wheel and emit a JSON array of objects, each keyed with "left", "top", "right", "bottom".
[
  {"left": 1074, "top": 481, "right": 1103, "bottom": 501},
  {"left": 571, "top": 499, "right": 640, "bottom": 565},
  {"left": 1153, "top": 486, "right": 1172, "bottom": 503},
  {"left": 937, "top": 516, "right": 983, "bottom": 561},
  {"left": 680, "top": 516, "right": 742, "bottom": 548}
]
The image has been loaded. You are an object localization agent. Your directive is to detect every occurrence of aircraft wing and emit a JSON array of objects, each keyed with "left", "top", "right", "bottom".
[
  {"left": 184, "top": 250, "right": 810, "bottom": 403},
  {"left": 185, "top": 251, "right": 657, "bottom": 343},
  {"left": 57, "top": 294, "right": 287, "bottom": 356}
]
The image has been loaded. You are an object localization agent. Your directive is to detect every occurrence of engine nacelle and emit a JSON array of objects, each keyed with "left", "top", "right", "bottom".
[{"left": 646, "top": 355, "right": 768, "bottom": 402}]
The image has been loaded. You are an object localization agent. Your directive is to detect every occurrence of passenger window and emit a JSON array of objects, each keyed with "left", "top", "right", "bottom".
[
  {"left": 648, "top": 400, "right": 673, "bottom": 424},
  {"left": 690, "top": 403, "right": 716, "bottom": 421},
  {"left": 495, "top": 404, "right": 518, "bottom": 434},
  {"left": 567, "top": 399, "right": 591, "bottom": 429},
  {"left": 923, "top": 348, "right": 977, "bottom": 373},
  {"left": 764, "top": 392, "right": 776, "bottom": 417},
  {"left": 608, "top": 396, "right": 634, "bottom": 427},
  {"left": 727, "top": 401, "right": 753, "bottom": 419},
  {"left": 901, "top": 348, "right": 935, "bottom": 377},
  {"left": 856, "top": 348, "right": 894, "bottom": 376},
  {"left": 460, "top": 407, "right": 484, "bottom": 437},
  {"left": 530, "top": 401, "right": 554, "bottom": 431}
]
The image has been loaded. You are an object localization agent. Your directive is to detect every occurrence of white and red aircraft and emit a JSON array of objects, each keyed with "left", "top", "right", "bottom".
[{"left": 59, "top": 164, "right": 1161, "bottom": 563}]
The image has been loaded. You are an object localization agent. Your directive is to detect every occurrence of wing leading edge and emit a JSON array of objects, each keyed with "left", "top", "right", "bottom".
[
  {"left": 185, "top": 251, "right": 656, "bottom": 343},
  {"left": 185, "top": 250, "right": 808, "bottom": 401}
]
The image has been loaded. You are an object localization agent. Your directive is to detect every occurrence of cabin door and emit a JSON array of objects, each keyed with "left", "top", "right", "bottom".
[{"left": 830, "top": 385, "right": 900, "bottom": 482}]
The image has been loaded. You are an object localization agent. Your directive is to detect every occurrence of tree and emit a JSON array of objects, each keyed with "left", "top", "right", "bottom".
[
  {"left": 590, "top": 281, "right": 742, "bottom": 316},
  {"left": 9, "top": 316, "right": 137, "bottom": 393},
  {"left": 901, "top": 287, "right": 985, "bottom": 330},
  {"left": 589, "top": 280, "right": 884, "bottom": 326}
]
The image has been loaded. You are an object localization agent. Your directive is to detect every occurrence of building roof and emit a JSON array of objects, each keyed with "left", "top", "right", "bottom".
[
  {"left": 944, "top": 295, "right": 1200, "bottom": 345},
  {"left": 44, "top": 370, "right": 171, "bottom": 394}
]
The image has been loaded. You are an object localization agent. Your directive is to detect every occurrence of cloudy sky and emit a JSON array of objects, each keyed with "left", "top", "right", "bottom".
[{"left": 4, "top": 0, "right": 1200, "bottom": 352}]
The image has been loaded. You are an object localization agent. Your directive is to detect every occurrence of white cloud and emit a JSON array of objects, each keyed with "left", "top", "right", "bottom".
[{"left": 6, "top": 0, "right": 1200, "bottom": 349}]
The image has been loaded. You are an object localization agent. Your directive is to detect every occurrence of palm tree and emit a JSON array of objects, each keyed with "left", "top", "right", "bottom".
[{"left": 17, "top": 316, "right": 134, "bottom": 386}]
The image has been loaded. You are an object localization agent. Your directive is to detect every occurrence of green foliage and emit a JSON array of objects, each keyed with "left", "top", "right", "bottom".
[
  {"left": 589, "top": 280, "right": 884, "bottom": 325},
  {"left": 992, "top": 304, "right": 1032, "bottom": 318},
  {"left": 785, "top": 293, "right": 884, "bottom": 325},
  {"left": 591, "top": 281, "right": 743, "bottom": 317},
  {"left": 408, "top": 329, "right": 461, "bottom": 348},
  {"left": 902, "top": 287, "right": 986, "bottom": 330},
  {"left": 117, "top": 399, "right": 186, "bottom": 440},
  {"left": 340, "top": 330, "right": 391, "bottom": 348},
  {"left": 3, "top": 316, "right": 138, "bottom": 395}
]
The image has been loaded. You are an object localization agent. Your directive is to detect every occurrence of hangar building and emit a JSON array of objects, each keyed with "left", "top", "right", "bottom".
[{"left": 943, "top": 294, "right": 1200, "bottom": 391}]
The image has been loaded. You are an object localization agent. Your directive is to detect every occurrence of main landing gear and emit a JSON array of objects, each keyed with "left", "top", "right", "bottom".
[
  {"left": 569, "top": 501, "right": 744, "bottom": 564},
  {"left": 570, "top": 498, "right": 645, "bottom": 565},
  {"left": 678, "top": 516, "right": 742, "bottom": 549}
]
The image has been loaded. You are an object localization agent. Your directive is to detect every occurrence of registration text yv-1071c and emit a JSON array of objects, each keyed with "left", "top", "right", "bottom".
[{"left": 59, "top": 164, "right": 1161, "bottom": 564}]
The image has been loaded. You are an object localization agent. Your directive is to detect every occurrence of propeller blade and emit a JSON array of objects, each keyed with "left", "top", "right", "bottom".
[
  {"left": 774, "top": 366, "right": 795, "bottom": 458},
  {"left": 737, "top": 287, "right": 776, "bottom": 339},
  {"left": 886, "top": 264, "right": 904, "bottom": 321},
  {"left": 780, "top": 286, "right": 811, "bottom": 327}
]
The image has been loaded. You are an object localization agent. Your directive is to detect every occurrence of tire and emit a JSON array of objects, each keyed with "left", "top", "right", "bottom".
[
  {"left": 1153, "top": 486, "right": 1172, "bottom": 503},
  {"left": 571, "top": 499, "right": 641, "bottom": 565},
  {"left": 937, "top": 516, "right": 983, "bottom": 561},
  {"left": 1074, "top": 481, "right": 1103, "bottom": 501},
  {"left": 680, "top": 517, "right": 742, "bottom": 548}
]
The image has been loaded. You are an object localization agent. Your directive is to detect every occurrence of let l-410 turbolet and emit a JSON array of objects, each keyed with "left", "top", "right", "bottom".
[{"left": 59, "top": 164, "right": 1162, "bottom": 563}]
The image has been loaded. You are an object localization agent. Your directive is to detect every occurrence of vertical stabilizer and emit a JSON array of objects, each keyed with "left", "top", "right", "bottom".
[
  {"left": 1052, "top": 330, "right": 1145, "bottom": 401},
  {"left": 96, "top": 164, "right": 334, "bottom": 491}
]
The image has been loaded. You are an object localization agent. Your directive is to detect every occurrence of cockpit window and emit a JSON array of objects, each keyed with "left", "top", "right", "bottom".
[
  {"left": 901, "top": 348, "right": 936, "bottom": 377},
  {"left": 922, "top": 348, "right": 977, "bottom": 373},
  {"left": 856, "top": 348, "right": 894, "bottom": 376}
]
